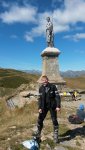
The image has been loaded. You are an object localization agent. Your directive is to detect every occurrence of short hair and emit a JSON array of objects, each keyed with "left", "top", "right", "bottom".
[{"left": 42, "top": 75, "right": 48, "bottom": 80}]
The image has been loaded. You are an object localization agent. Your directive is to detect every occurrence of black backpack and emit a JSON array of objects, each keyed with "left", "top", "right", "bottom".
[{"left": 68, "top": 115, "right": 83, "bottom": 124}]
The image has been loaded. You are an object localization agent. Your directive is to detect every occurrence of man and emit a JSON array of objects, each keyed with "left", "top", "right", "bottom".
[{"left": 35, "top": 75, "right": 61, "bottom": 143}]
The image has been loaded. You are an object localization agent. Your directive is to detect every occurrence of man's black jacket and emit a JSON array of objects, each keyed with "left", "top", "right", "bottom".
[{"left": 38, "top": 83, "right": 61, "bottom": 110}]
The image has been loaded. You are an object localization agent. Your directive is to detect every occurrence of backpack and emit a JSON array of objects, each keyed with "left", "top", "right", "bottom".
[{"left": 68, "top": 114, "right": 83, "bottom": 124}]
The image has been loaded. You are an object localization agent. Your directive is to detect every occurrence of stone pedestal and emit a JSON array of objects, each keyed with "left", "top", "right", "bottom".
[{"left": 38, "top": 47, "right": 65, "bottom": 85}]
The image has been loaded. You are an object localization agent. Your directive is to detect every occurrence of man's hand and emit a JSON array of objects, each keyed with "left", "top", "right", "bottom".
[
  {"left": 39, "top": 109, "right": 42, "bottom": 113},
  {"left": 55, "top": 107, "right": 61, "bottom": 112}
]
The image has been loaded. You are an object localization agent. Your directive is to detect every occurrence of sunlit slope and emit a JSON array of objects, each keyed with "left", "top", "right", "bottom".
[
  {"left": 64, "top": 76, "right": 85, "bottom": 89},
  {"left": 0, "top": 68, "right": 39, "bottom": 88}
]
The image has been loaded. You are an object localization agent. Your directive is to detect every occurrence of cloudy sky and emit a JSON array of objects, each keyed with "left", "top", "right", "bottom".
[{"left": 0, "top": 0, "right": 85, "bottom": 71}]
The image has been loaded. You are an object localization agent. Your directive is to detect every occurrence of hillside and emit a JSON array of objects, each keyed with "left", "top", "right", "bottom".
[
  {"left": 0, "top": 68, "right": 39, "bottom": 98},
  {"left": 0, "top": 68, "right": 85, "bottom": 99},
  {"left": 0, "top": 68, "right": 39, "bottom": 88},
  {"left": 0, "top": 68, "right": 85, "bottom": 149},
  {"left": 65, "top": 76, "right": 85, "bottom": 89}
]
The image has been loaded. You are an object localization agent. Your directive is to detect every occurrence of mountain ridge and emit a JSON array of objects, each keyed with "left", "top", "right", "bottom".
[
  {"left": 0, "top": 68, "right": 85, "bottom": 77},
  {"left": 22, "top": 69, "right": 85, "bottom": 77}
]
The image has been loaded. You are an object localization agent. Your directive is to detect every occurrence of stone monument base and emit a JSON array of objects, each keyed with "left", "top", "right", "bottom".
[{"left": 38, "top": 47, "right": 66, "bottom": 86}]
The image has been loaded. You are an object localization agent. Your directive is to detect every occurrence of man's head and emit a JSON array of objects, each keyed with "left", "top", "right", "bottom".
[{"left": 41, "top": 75, "right": 49, "bottom": 85}]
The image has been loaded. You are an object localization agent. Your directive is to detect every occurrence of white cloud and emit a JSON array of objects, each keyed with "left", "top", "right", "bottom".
[
  {"left": 53, "top": 0, "right": 85, "bottom": 25},
  {"left": 64, "top": 33, "right": 85, "bottom": 41},
  {"left": 1, "top": 0, "right": 85, "bottom": 42},
  {"left": 74, "top": 33, "right": 85, "bottom": 41},
  {"left": 24, "top": 11, "right": 52, "bottom": 42},
  {"left": 0, "top": 4, "right": 37, "bottom": 24},
  {"left": 63, "top": 35, "right": 71, "bottom": 39},
  {"left": 24, "top": 0, "right": 85, "bottom": 42},
  {"left": 24, "top": 32, "right": 34, "bottom": 42}
]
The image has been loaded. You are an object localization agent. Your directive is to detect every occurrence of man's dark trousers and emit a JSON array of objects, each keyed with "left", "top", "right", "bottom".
[{"left": 37, "top": 107, "right": 58, "bottom": 132}]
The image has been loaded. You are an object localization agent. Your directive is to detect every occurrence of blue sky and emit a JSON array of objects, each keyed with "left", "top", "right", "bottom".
[{"left": 0, "top": 0, "right": 85, "bottom": 71}]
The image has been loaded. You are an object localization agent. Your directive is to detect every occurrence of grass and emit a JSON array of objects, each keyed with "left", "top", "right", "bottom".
[
  {"left": 0, "top": 68, "right": 39, "bottom": 89},
  {"left": 7, "top": 144, "right": 26, "bottom": 150},
  {"left": 0, "top": 76, "right": 30, "bottom": 88},
  {"left": 0, "top": 68, "right": 85, "bottom": 149},
  {"left": 76, "top": 140, "right": 81, "bottom": 146},
  {"left": 41, "top": 138, "right": 56, "bottom": 149},
  {"left": 65, "top": 76, "right": 85, "bottom": 89},
  {"left": 0, "top": 101, "right": 38, "bottom": 149},
  {"left": 0, "top": 68, "right": 39, "bottom": 98},
  {"left": 0, "top": 68, "right": 85, "bottom": 90},
  {"left": 64, "top": 146, "right": 80, "bottom": 150},
  {"left": 0, "top": 99, "right": 84, "bottom": 150},
  {"left": 0, "top": 87, "right": 15, "bottom": 97}
]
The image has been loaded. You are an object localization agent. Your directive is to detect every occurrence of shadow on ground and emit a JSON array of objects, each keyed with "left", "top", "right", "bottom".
[{"left": 59, "top": 125, "right": 85, "bottom": 142}]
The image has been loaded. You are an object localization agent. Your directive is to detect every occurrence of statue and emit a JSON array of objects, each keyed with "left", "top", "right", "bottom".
[{"left": 46, "top": 17, "right": 54, "bottom": 47}]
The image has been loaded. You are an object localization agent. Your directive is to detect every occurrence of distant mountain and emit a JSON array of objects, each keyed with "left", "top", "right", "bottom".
[
  {"left": 60, "top": 70, "right": 85, "bottom": 77},
  {"left": 23, "top": 69, "right": 85, "bottom": 77},
  {"left": 22, "top": 70, "right": 41, "bottom": 75}
]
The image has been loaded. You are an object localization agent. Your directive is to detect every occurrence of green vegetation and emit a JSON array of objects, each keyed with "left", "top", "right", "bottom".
[
  {"left": 0, "top": 99, "right": 84, "bottom": 150},
  {"left": 76, "top": 141, "right": 81, "bottom": 146},
  {"left": 0, "top": 101, "right": 38, "bottom": 150},
  {"left": 64, "top": 146, "right": 80, "bottom": 150},
  {"left": 0, "top": 68, "right": 39, "bottom": 97},
  {"left": 0, "top": 68, "right": 85, "bottom": 150},
  {"left": 0, "top": 68, "right": 85, "bottom": 91},
  {"left": 41, "top": 138, "right": 56, "bottom": 149},
  {"left": 0, "top": 76, "right": 30, "bottom": 88},
  {"left": 0, "top": 68, "right": 24, "bottom": 77},
  {"left": 0, "top": 87, "right": 15, "bottom": 97},
  {"left": 0, "top": 68, "right": 39, "bottom": 89}
]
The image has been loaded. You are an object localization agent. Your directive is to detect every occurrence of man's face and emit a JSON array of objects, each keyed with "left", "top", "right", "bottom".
[{"left": 42, "top": 77, "right": 48, "bottom": 85}]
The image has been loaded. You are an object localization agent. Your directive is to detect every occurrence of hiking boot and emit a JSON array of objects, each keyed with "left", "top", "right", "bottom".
[
  {"left": 53, "top": 126, "right": 59, "bottom": 143},
  {"left": 33, "top": 130, "right": 41, "bottom": 138},
  {"left": 33, "top": 124, "right": 42, "bottom": 138}
]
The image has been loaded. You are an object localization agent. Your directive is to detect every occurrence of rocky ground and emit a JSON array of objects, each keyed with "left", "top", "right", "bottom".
[
  {"left": 38, "top": 95, "right": 85, "bottom": 150},
  {"left": 0, "top": 92, "right": 85, "bottom": 150}
]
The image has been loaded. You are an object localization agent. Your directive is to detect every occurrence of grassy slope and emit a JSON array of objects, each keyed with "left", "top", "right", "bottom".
[
  {"left": 65, "top": 76, "right": 85, "bottom": 89},
  {"left": 0, "top": 68, "right": 85, "bottom": 98},
  {"left": 0, "top": 69, "right": 85, "bottom": 149},
  {"left": 0, "top": 68, "right": 39, "bottom": 89},
  {"left": 0, "top": 68, "right": 85, "bottom": 90},
  {"left": 0, "top": 68, "right": 39, "bottom": 97},
  {"left": 0, "top": 100, "right": 84, "bottom": 150}
]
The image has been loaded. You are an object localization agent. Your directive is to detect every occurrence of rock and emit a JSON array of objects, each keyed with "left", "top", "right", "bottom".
[
  {"left": 7, "top": 146, "right": 12, "bottom": 150},
  {"left": 54, "top": 146, "right": 68, "bottom": 150},
  {"left": 29, "top": 83, "right": 36, "bottom": 89},
  {"left": 60, "top": 140, "right": 77, "bottom": 147},
  {"left": 9, "top": 126, "right": 17, "bottom": 129},
  {"left": 46, "top": 144, "right": 52, "bottom": 150},
  {"left": 7, "top": 138, "right": 11, "bottom": 141},
  {"left": 17, "top": 131, "right": 21, "bottom": 136},
  {"left": 20, "top": 90, "right": 39, "bottom": 97}
]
